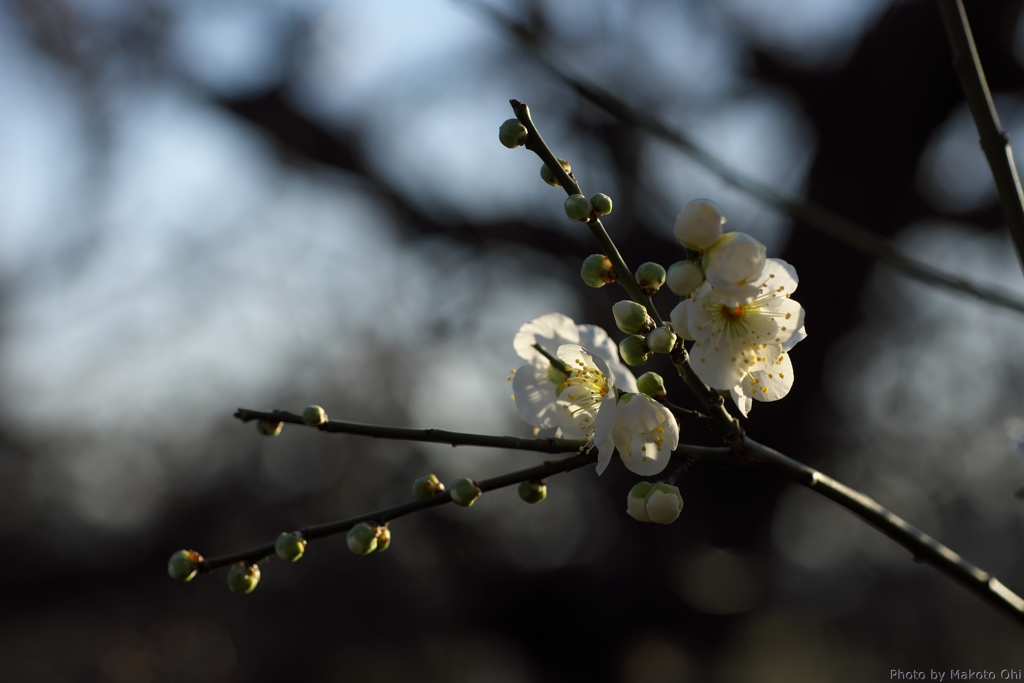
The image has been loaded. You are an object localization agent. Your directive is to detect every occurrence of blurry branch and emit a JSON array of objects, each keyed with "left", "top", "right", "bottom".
[
  {"left": 218, "top": 88, "right": 580, "bottom": 258},
  {"left": 234, "top": 408, "right": 588, "bottom": 454},
  {"left": 466, "top": 0, "right": 1024, "bottom": 316},
  {"left": 938, "top": 0, "right": 1024, "bottom": 274},
  {"left": 200, "top": 450, "right": 598, "bottom": 571},
  {"left": 510, "top": 100, "right": 742, "bottom": 440}
]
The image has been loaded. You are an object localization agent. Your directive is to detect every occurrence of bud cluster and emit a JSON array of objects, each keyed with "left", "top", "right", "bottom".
[{"left": 347, "top": 521, "right": 391, "bottom": 556}]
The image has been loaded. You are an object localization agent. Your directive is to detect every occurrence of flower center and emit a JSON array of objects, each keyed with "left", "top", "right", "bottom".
[{"left": 721, "top": 304, "right": 745, "bottom": 321}]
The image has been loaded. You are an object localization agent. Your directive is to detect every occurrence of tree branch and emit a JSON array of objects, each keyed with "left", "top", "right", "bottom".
[
  {"left": 200, "top": 450, "right": 598, "bottom": 572},
  {"left": 234, "top": 408, "right": 588, "bottom": 454},
  {"left": 509, "top": 100, "right": 741, "bottom": 440},
  {"left": 937, "top": 0, "right": 1024, "bottom": 274}
]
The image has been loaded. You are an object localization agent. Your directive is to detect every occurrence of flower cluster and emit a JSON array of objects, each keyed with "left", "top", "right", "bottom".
[
  {"left": 510, "top": 313, "right": 678, "bottom": 476},
  {"left": 668, "top": 200, "right": 807, "bottom": 417}
]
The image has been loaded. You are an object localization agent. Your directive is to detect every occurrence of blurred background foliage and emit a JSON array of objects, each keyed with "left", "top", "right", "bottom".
[{"left": 2, "top": 0, "right": 1024, "bottom": 680}]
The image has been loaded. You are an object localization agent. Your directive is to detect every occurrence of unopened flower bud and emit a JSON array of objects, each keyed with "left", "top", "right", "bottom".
[
  {"left": 636, "top": 372, "right": 666, "bottom": 400},
  {"left": 612, "top": 301, "right": 651, "bottom": 335},
  {"left": 257, "top": 419, "right": 283, "bottom": 436},
  {"left": 540, "top": 159, "right": 571, "bottom": 187},
  {"left": 645, "top": 482, "right": 684, "bottom": 525},
  {"left": 626, "top": 482, "right": 654, "bottom": 522},
  {"left": 674, "top": 199, "right": 725, "bottom": 251},
  {"left": 666, "top": 261, "right": 704, "bottom": 297},
  {"left": 647, "top": 327, "right": 677, "bottom": 354},
  {"left": 450, "top": 478, "right": 482, "bottom": 507},
  {"left": 589, "top": 193, "right": 613, "bottom": 217},
  {"left": 635, "top": 262, "right": 666, "bottom": 294},
  {"left": 167, "top": 549, "right": 202, "bottom": 582},
  {"left": 580, "top": 254, "right": 616, "bottom": 288},
  {"left": 499, "top": 119, "right": 527, "bottom": 149},
  {"left": 518, "top": 479, "right": 547, "bottom": 504},
  {"left": 619, "top": 335, "right": 652, "bottom": 367},
  {"left": 547, "top": 364, "right": 570, "bottom": 386},
  {"left": 564, "top": 194, "right": 591, "bottom": 222},
  {"left": 703, "top": 232, "right": 766, "bottom": 288},
  {"left": 347, "top": 522, "right": 379, "bottom": 555},
  {"left": 275, "top": 531, "right": 306, "bottom": 563},
  {"left": 226, "top": 562, "right": 260, "bottom": 594},
  {"left": 412, "top": 473, "right": 445, "bottom": 500},
  {"left": 374, "top": 525, "right": 391, "bottom": 553},
  {"left": 302, "top": 405, "right": 328, "bottom": 426}
]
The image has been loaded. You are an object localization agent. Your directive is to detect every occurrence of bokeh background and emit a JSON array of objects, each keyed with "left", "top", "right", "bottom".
[{"left": 2, "top": 0, "right": 1024, "bottom": 680}]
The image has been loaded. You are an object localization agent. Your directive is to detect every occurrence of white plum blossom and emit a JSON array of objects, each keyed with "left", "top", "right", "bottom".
[
  {"left": 593, "top": 392, "right": 679, "bottom": 476},
  {"left": 511, "top": 313, "right": 637, "bottom": 432},
  {"left": 678, "top": 258, "right": 805, "bottom": 393},
  {"left": 703, "top": 232, "right": 767, "bottom": 289}
]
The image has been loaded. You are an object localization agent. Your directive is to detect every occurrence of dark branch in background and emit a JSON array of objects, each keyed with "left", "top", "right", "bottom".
[
  {"left": 218, "top": 88, "right": 580, "bottom": 259},
  {"left": 463, "top": 0, "right": 1024, "bottom": 316},
  {"left": 938, "top": 0, "right": 1024, "bottom": 273}
]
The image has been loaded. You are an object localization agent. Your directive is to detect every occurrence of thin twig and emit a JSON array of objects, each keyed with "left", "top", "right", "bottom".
[
  {"left": 234, "top": 408, "right": 589, "bottom": 454},
  {"left": 467, "top": 1, "right": 1024, "bottom": 315},
  {"left": 937, "top": 0, "right": 1024, "bottom": 273},
  {"left": 510, "top": 100, "right": 741, "bottom": 439},
  {"left": 199, "top": 450, "right": 598, "bottom": 572}
]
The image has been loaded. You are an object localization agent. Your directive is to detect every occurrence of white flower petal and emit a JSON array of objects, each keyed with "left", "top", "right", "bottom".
[
  {"left": 782, "top": 324, "right": 807, "bottom": 352},
  {"left": 749, "top": 348, "right": 794, "bottom": 403},
  {"left": 511, "top": 363, "right": 561, "bottom": 429},
  {"left": 512, "top": 313, "right": 580, "bottom": 363},
  {"left": 690, "top": 336, "right": 750, "bottom": 390},
  {"left": 576, "top": 326, "right": 638, "bottom": 393},
  {"left": 670, "top": 299, "right": 695, "bottom": 341},
  {"left": 755, "top": 258, "right": 799, "bottom": 297},
  {"left": 764, "top": 298, "right": 805, "bottom": 345},
  {"left": 596, "top": 433, "right": 615, "bottom": 475},
  {"left": 730, "top": 385, "right": 752, "bottom": 417}
]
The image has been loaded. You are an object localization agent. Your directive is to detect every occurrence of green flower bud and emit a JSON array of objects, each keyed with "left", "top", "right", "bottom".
[
  {"left": 580, "top": 254, "right": 616, "bottom": 288},
  {"left": 540, "top": 159, "right": 571, "bottom": 187},
  {"left": 412, "top": 473, "right": 445, "bottom": 500},
  {"left": 226, "top": 562, "right": 260, "bottom": 594},
  {"left": 589, "top": 193, "right": 613, "bottom": 217},
  {"left": 644, "top": 482, "right": 684, "bottom": 525},
  {"left": 546, "top": 364, "right": 570, "bottom": 387},
  {"left": 619, "top": 335, "right": 652, "bottom": 367},
  {"left": 564, "top": 194, "right": 591, "bottom": 222},
  {"left": 347, "top": 522, "right": 379, "bottom": 555},
  {"left": 635, "top": 262, "right": 666, "bottom": 295},
  {"left": 167, "top": 549, "right": 203, "bottom": 582},
  {"left": 636, "top": 372, "right": 666, "bottom": 401},
  {"left": 518, "top": 479, "right": 547, "bottom": 504},
  {"left": 257, "top": 419, "right": 282, "bottom": 436},
  {"left": 498, "top": 119, "right": 527, "bottom": 149},
  {"left": 626, "top": 482, "right": 654, "bottom": 522},
  {"left": 275, "top": 531, "right": 306, "bottom": 563},
  {"left": 302, "top": 405, "right": 328, "bottom": 426},
  {"left": 666, "top": 261, "right": 704, "bottom": 297},
  {"left": 647, "top": 327, "right": 677, "bottom": 354},
  {"left": 450, "top": 478, "right": 482, "bottom": 507},
  {"left": 674, "top": 199, "right": 725, "bottom": 251},
  {"left": 375, "top": 525, "right": 391, "bottom": 553},
  {"left": 612, "top": 300, "right": 651, "bottom": 335}
]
